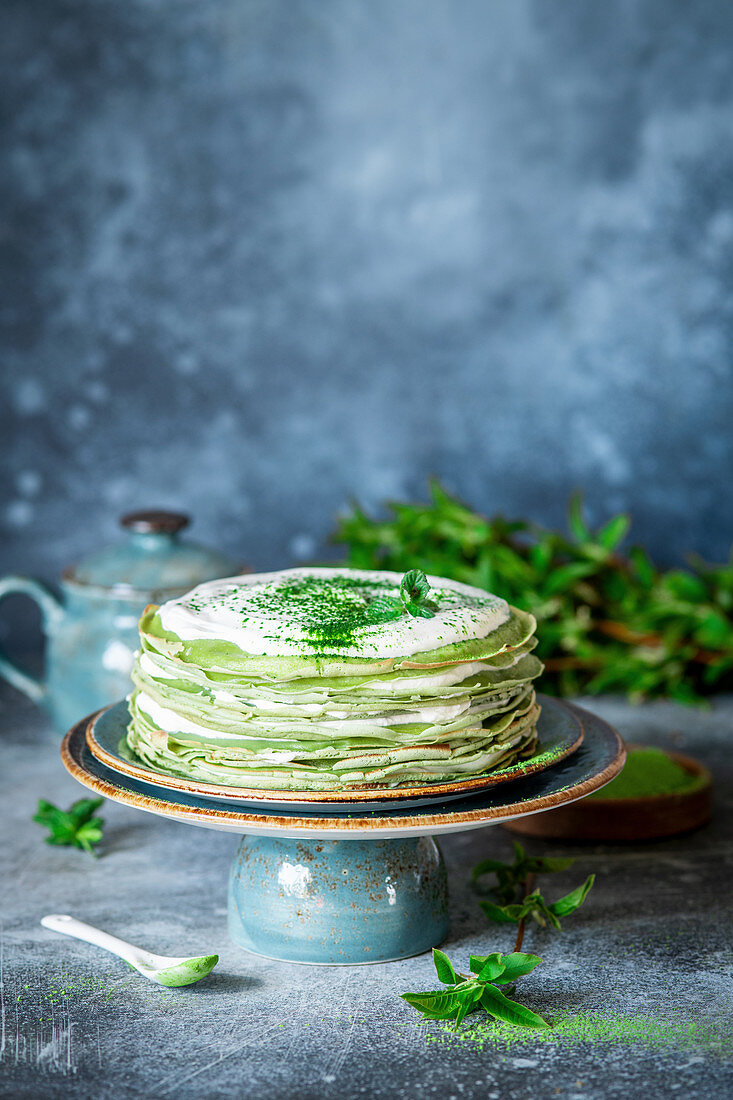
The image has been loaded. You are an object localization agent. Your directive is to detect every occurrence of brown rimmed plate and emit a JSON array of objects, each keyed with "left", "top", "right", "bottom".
[
  {"left": 84, "top": 695, "right": 582, "bottom": 812},
  {"left": 64, "top": 699, "right": 623, "bottom": 838}
]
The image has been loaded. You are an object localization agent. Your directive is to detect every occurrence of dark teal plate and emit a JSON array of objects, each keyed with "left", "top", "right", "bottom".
[
  {"left": 85, "top": 695, "right": 583, "bottom": 812},
  {"left": 64, "top": 699, "right": 624, "bottom": 834}
]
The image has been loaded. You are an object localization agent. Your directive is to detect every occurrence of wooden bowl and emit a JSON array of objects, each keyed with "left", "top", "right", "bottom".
[{"left": 503, "top": 745, "right": 712, "bottom": 842}]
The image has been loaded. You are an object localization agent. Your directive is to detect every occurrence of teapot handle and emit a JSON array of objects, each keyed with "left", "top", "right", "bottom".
[{"left": 0, "top": 576, "right": 64, "bottom": 703}]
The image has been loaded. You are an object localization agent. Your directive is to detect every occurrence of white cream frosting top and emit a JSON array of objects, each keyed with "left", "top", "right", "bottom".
[{"left": 155, "top": 567, "right": 510, "bottom": 659}]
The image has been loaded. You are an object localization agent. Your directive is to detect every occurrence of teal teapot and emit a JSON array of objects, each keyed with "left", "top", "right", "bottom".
[{"left": 0, "top": 511, "right": 241, "bottom": 733}]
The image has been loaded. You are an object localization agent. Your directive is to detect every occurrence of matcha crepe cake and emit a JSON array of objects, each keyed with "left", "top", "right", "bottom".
[{"left": 126, "top": 568, "right": 542, "bottom": 791}]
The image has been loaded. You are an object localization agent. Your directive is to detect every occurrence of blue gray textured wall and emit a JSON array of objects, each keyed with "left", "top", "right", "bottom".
[{"left": 3, "top": 0, "right": 733, "bottom": 593}]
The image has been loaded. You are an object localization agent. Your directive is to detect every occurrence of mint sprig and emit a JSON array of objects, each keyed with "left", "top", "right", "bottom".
[
  {"left": 33, "top": 797, "right": 105, "bottom": 855},
  {"left": 475, "top": 842, "right": 594, "bottom": 947},
  {"left": 402, "top": 948, "right": 549, "bottom": 1031},
  {"left": 479, "top": 878, "right": 595, "bottom": 933},
  {"left": 363, "top": 570, "right": 439, "bottom": 624},
  {"left": 473, "top": 841, "right": 575, "bottom": 904},
  {"left": 399, "top": 569, "right": 438, "bottom": 618}
]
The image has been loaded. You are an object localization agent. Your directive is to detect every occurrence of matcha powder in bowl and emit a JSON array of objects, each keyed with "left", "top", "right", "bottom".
[
  {"left": 586, "top": 747, "right": 706, "bottom": 800},
  {"left": 504, "top": 744, "right": 712, "bottom": 842}
]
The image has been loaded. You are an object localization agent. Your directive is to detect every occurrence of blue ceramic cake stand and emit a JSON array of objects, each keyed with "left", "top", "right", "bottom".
[{"left": 61, "top": 699, "right": 624, "bottom": 966}]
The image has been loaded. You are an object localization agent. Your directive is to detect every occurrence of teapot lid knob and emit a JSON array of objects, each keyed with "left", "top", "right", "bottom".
[{"left": 120, "top": 510, "right": 190, "bottom": 536}]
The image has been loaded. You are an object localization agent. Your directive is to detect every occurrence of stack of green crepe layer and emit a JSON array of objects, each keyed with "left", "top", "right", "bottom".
[{"left": 126, "top": 574, "right": 543, "bottom": 791}]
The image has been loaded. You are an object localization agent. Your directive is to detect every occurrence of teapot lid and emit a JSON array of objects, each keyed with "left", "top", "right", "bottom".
[{"left": 64, "top": 511, "right": 242, "bottom": 597}]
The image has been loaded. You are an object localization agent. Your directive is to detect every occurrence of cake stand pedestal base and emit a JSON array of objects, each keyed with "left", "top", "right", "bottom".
[{"left": 227, "top": 835, "right": 449, "bottom": 965}]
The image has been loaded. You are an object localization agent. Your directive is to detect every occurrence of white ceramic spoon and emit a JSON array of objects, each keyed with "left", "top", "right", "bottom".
[{"left": 41, "top": 914, "right": 219, "bottom": 987}]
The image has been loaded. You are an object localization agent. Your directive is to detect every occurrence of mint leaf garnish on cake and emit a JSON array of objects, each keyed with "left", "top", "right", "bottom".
[{"left": 400, "top": 570, "right": 438, "bottom": 618}]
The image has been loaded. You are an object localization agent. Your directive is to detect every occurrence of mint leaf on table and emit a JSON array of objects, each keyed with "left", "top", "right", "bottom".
[
  {"left": 468, "top": 952, "right": 506, "bottom": 981},
  {"left": 401, "top": 987, "right": 483, "bottom": 1026},
  {"left": 546, "top": 875, "right": 596, "bottom": 920},
  {"left": 432, "top": 948, "right": 460, "bottom": 985},
  {"left": 480, "top": 952, "right": 543, "bottom": 984},
  {"left": 521, "top": 891, "right": 563, "bottom": 931},
  {"left": 478, "top": 899, "right": 527, "bottom": 923},
  {"left": 478, "top": 984, "right": 549, "bottom": 1029},
  {"left": 33, "top": 798, "right": 105, "bottom": 855}
]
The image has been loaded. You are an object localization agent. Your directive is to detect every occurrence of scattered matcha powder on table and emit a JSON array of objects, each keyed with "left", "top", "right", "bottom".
[{"left": 425, "top": 1011, "right": 733, "bottom": 1055}]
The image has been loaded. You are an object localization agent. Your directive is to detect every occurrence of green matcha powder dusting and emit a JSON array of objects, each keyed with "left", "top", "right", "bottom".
[
  {"left": 191, "top": 571, "right": 496, "bottom": 652},
  {"left": 425, "top": 1011, "right": 732, "bottom": 1055}
]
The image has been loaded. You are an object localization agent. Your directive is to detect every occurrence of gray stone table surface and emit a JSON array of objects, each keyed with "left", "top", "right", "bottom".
[{"left": 1, "top": 685, "right": 732, "bottom": 1100}]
